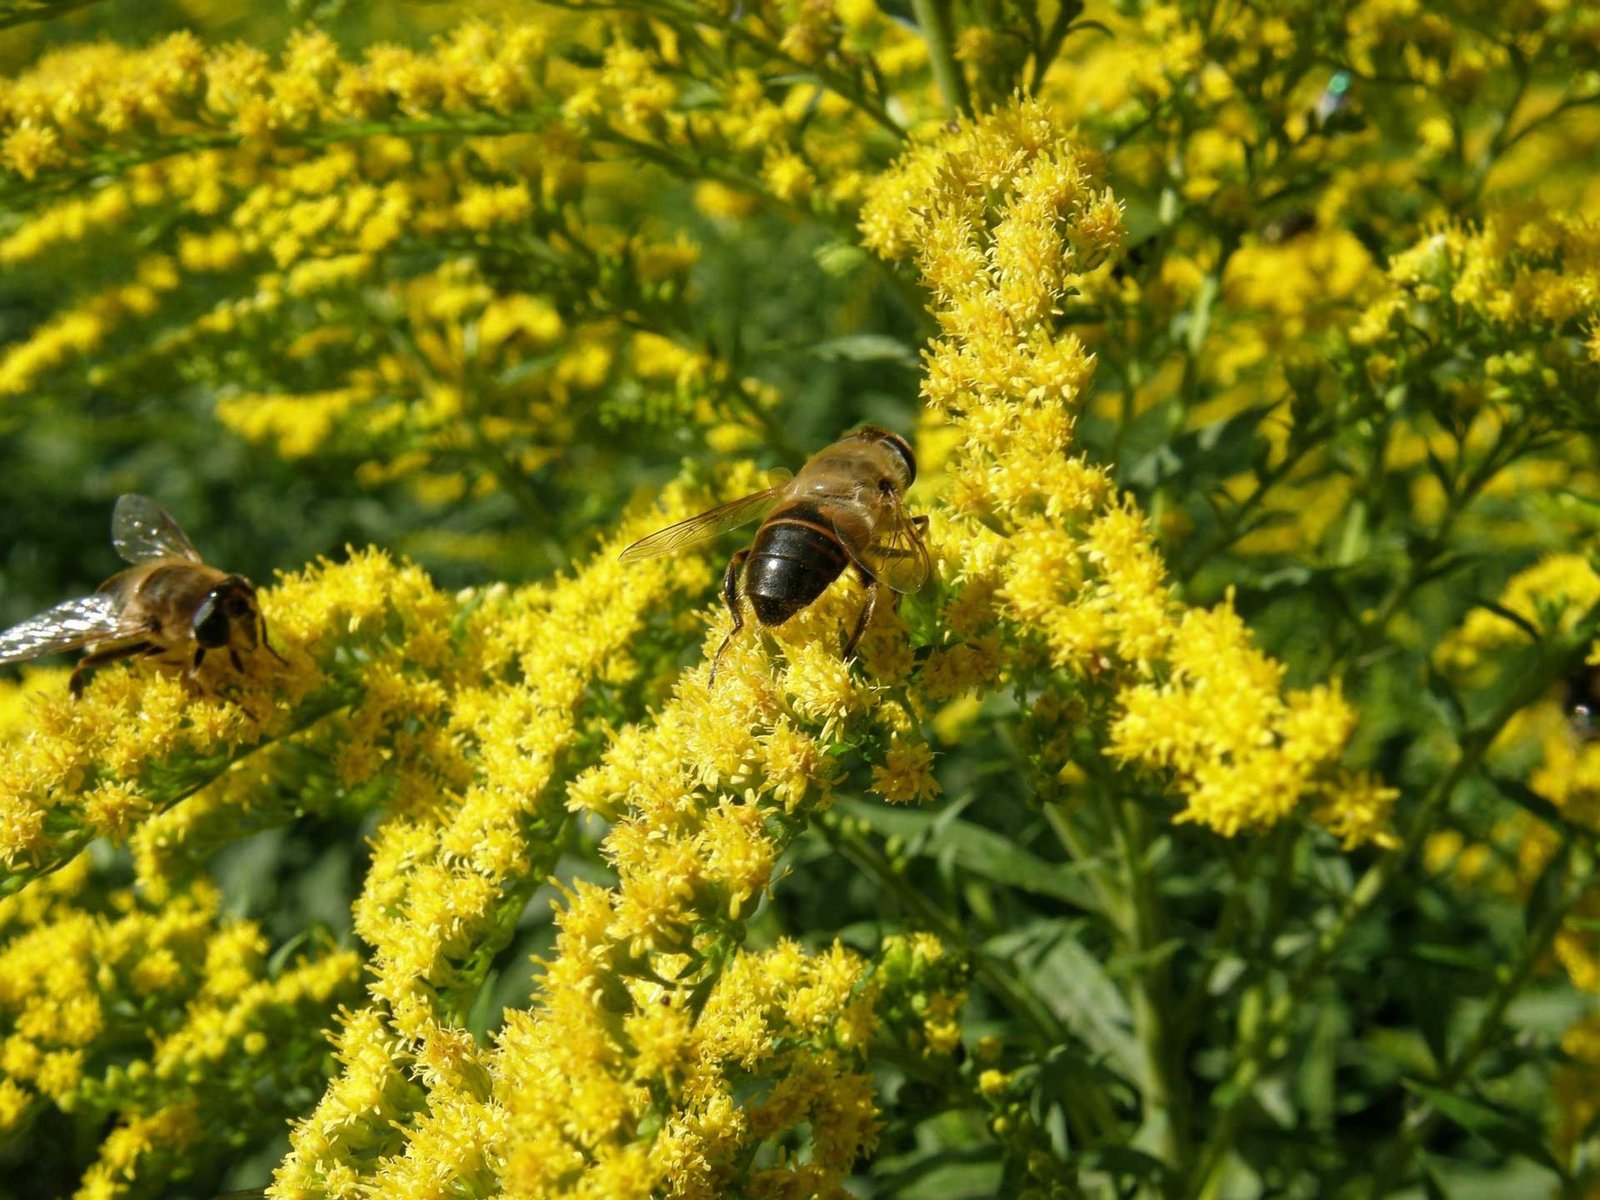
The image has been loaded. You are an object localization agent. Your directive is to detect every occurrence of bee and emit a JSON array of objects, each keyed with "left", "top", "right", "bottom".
[
  {"left": 620, "top": 425, "right": 930, "bottom": 682},
  {"left": 0, "top": 494, "right": 282, "bottom": 698}
]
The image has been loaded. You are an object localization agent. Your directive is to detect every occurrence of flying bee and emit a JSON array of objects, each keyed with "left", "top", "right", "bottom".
[
  {"left": 620, "top": 425, "right": 930, "bottom": 682},
  {"left": 0, "top": 494, "right": 283, "bottom": 698}
]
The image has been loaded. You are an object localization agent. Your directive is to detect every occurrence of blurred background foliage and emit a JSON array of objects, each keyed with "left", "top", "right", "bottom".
[{"left": 1, "top": 0, "right": 1600, "bottom": 1197}]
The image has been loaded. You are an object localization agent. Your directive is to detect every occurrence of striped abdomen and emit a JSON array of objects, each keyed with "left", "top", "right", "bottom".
[{"left": 745, "top": 501, "right": 850, "bottom": 626}]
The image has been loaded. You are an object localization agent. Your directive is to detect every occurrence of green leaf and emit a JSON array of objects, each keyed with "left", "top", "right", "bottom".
[
  {"left": 1122, "top": 403, "right": 1277, "bottom": 491},
  {"left": 871, "top": 1146, "right": 1003, "bottom": 1199},
  {"left": 1409, "top": 943, "right": 1495, "bottom": 972},
  {"left": 803, "top": 334, "right": 920, "bottom": 368},
  {"left": 1419, "top": 1156, "right": 1450, "bottom": 1200},
  {"left": 1077, "top": 1144, "right": 1170, "bottom": 1183},
  {"left": 837, "top": 797, "right": 1102, "bottom": 913},
  {"left": 1402, "top": 1080, "right": 1562, "bottom": 1173},
  {"left": 986, "top": 919, "right": 1142, "bottom": 1081}
]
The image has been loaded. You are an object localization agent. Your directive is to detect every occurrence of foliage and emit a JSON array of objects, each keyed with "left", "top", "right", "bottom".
[{"left": 0, "top": 1, "right": 1598, "bottom": 1198}]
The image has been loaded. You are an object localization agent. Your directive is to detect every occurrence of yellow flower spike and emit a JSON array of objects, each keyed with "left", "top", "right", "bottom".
[{"left": 857, "top": 100, "right": 1375, "bottom": 839}]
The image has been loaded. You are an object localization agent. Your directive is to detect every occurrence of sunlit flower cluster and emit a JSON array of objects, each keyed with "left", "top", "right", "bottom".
[
  {"left": 269, "top": 485, "right": 727, "bottom": 1197},
  {"left": 1347, "top": 208, "right": 1600, "bottom": 431},
  {"left": 494, "top": 934, "right": 895, "bottom": 1200},
  {"left": 863, "top": 102, "right": 1390, "bottom": 843},
  {"left": 0, "top": 548, "right": 452, "bottom": 887},
  {"left": 1437, "top": 555, "right": 1600, "bottom": 676},
  {"left": 1021, "top": 0, "right": 1600, "bottom": 589},
  {"left": 0, "top": 855, "right": 359, "bottom": 1198},
  {"left": 5, "top": 0, "right": 1584, "bottom": 1192},
  {"left": 0, "top": 13, "right": 923, "bottom": 508}
]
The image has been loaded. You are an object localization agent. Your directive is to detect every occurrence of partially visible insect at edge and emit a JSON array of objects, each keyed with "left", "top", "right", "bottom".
[
  {"left": 0, "top": 494, "right": 285, "bottom": 698},
  {"left": 619, "top": 425, "right": 931, "bottom": 684}
]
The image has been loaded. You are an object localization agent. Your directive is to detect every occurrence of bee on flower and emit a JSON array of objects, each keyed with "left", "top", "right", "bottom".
[
  {"left": 0, "top": 495, "right": 283, "bottom": 697},
  {"left": 620, "top": 425, "right": 930, "bottom": 682}
]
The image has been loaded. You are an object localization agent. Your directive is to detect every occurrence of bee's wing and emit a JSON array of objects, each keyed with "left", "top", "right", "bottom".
[
  {"left": 0, "top": 595, "right": 124, "bottom": 665},
  {"left": 860, "top": 500, "right": 931, "bottom": 595},
  {"left": 111, "top": 494, "right": 202, "bottom": 564},
  {"left": 618, "top": 487, "right": 785, "bottom": 562}
]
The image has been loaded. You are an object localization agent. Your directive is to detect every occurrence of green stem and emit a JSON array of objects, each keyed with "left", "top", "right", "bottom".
[
  {"left": 1342, "top": 422, "right": 1533, "bottom": 665},
  {"left": 546, "top": 0, "right": 907, "bottom": 137},
  {"left": 1174, "top": 427, "right": 1321, "bottom": 582},
  {"left": 1109, "top": 794, "right": 1191, "bottom": 1176},
  {"left": 821, "top": 813, "right": 1062, "bottom": 1046},
  {"left": 911, "top": 0, "right": 972, "bottom": 119},
  {"left": 1043, "top": 800, "right": 1123, "bottom": 919},
  {"left": 1171, "top": 829, "right": 1275, "bottom": 1051}
]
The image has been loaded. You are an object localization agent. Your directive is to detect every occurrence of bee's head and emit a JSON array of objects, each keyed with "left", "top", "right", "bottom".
[
  {"left": 851, "top": 425, "right": 917, "bottom": 487},
  {"left": 193, "top": 576, "right": 260, "bottom": 651}
]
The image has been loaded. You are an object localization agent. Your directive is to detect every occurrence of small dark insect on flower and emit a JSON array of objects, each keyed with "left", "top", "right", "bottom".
[
  {"left": 1564, "top": 663, "right": 1600, "bottom": 742},
  {"left": 619, "top": 425, "right": 930, "bottom": 683},
  {"left": 0, "top": 494, "right": 284, "bottom": 697}
]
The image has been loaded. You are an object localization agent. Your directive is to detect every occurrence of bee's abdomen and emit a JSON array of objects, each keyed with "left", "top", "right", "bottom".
[{"left": 745, "top": 504, "right": 850, "bottom": 626}]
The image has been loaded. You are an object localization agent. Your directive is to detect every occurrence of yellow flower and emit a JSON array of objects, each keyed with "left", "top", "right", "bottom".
[{"left": 870, "top": 734, "right": 941, "bottom": 804}]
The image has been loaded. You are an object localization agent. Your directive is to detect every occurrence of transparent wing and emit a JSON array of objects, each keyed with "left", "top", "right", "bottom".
[
  {"left": 860, "top": 501, "right": 931, "bottom": 595},
  {"left": 619, "top": 487, "right": 784, "bottom": 563},
  {"left": 111, "top": 494, "right": 202, "bottom": 564},
  {"left": 0, "top": 595, "right": 124, "bottom": 665}
]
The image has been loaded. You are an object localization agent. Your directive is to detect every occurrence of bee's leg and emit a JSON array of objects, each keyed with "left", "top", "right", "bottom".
[
  {"left": 70, "top": 641, "right": 158, "bottom": 699},
  {"left": 229, "top": 649, "right": 244, "bottom": 672},
  {"left": 260, "top": 619, "right": 288, "bottom": 665},
  {"left": 843, "top": 569, "right": 879, "bottom": 660},
  {"left": 709, "top": 549, "right": 750, "bottom": 687}
]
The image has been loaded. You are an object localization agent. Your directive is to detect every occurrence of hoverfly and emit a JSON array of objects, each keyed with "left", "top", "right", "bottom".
[
  {"left": 620, "top": 425, "right": 930, "bottom": 682},
  {"left": 0, "top": 494, "right": 282, "bottom": 698}
]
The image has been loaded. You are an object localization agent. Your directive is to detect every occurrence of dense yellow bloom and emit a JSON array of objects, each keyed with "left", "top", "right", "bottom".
[
  {"left": 0, "top": 11, "right": 927, "bottom": 505},
  {"left": 496, "top": 938, "right": 892, "bottom": 1200},
  {"left": 5, "top": 0, "right": 1590, "bottom": 1193},
  {"left": 0, "top": 857, "right": 358, "bottom": 1191},
  {"left": 266, "top": 481, "right": 729, "bottom": 1193},
  {"left": 864, "top": 101, "right": 1382, "bottom": 841}
]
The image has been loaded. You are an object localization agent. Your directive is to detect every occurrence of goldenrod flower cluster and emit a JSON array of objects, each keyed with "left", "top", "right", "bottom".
[
  {"left": 1017, "top": 0, "right": 1600, "bottom": 581},
  {"left": 0, "top": 13, "right": 925, "bottom": 515},
  {"left": 863, "top": 103, "right": 1391, "bottom": 844},
  {"left": 0, "top": 854, "right": 359, "bottom": 1199},
  {"left": 3, "top": 0, "right": 1597, "bottom": 1194}
]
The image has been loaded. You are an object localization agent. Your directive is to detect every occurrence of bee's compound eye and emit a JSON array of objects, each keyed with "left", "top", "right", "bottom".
[{"left": 193, "top": 597, "right": 231, "bottom": 649}]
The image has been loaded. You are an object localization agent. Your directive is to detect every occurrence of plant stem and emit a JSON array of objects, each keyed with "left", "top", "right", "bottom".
[
  {"left": 1109, "top": 794, "right": 1192, "bottom": 1176},
  {"left": 821, "top": 811, "right": 1061, "bottom": 1046},
  {"left": 911, "top": 0, "right": 972, "bottom": 120}
]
